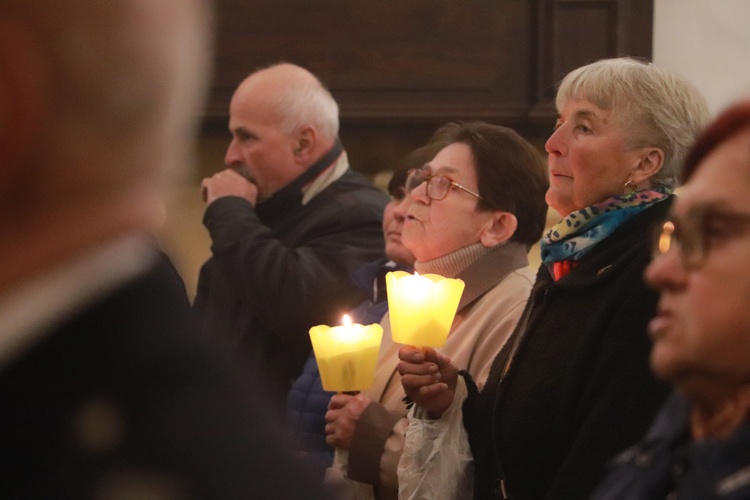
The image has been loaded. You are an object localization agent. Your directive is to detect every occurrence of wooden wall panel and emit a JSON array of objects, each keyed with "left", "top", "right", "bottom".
[
  {"left": 201, "top": 0, "right": 652, "bottom": 175},
  {"left": 206, "top": 1, "right": 536, "bottom": 122},
  {"left": 532, "top": 0, "right": 653, "bottom": 118}
]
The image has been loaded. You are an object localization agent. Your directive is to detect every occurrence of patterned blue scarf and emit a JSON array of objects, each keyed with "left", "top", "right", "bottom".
[{"left": 540, "top": 187, "right": 671, "bottom": 265}]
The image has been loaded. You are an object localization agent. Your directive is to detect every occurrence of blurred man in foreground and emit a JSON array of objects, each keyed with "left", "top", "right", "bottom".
[{"left": 0, "top": 1, "right": 330, "bottom": 498}]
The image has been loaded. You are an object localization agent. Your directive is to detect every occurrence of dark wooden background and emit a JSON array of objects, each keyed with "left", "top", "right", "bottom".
[{"left": 200, "top": 0, "right": 653, "bottom": 177}]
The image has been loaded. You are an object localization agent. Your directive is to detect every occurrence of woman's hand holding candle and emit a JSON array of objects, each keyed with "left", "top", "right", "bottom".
[
  {"left": 324, "top": 392, "right": 372, "bottom": 449},
  {"left": 397, "top": 345, "right": 459, "bottom": 419}
]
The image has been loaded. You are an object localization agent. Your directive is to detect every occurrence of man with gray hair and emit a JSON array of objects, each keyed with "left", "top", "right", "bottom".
[
  {"left": 195, "top": 63, "right": 387, "bottom": 406},
  {"left": 0, "top": 1, "right": 330, "bottom": 497}
]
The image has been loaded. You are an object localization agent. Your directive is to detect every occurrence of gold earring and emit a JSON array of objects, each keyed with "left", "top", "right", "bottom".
[{"left": 623, "top": 180, "right": 636, "bottom": 195}]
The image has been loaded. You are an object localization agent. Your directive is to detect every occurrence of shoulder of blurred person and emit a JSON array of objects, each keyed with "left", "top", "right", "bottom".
[
  {"left": 0, "top": 242, "right": 335, "bottom": 498},
  {"left": 593, "top": 391, "right": 750, "bottom": 500},
  {"left": 0, "top": 0, "right": 333, "bottom": 497}
]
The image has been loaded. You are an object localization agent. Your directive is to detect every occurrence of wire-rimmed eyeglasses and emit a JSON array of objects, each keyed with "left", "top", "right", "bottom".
[
  {"left": 405, "top": 168, "right": 484, "bottom": 202},
  {"left": 652, "top": 207, "right": 750, "bottom": 270}
]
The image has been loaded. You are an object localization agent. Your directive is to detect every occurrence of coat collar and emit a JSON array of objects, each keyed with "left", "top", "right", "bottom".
[
  {"left": 256, "top": 141, "right": 344, "bottom": 219},
  {"left": 456, "top": 242, "right": 529, "bottom": 311}
]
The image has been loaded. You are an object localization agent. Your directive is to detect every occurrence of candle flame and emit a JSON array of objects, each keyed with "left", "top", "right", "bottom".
[
  {"left": 342, "top": 314, "right": 352, "bottom": 327},
  {"left": 658, "top": 221, "right": 675, "bottom": 255}
]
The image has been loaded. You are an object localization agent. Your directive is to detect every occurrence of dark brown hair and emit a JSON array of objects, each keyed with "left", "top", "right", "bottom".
[{"left": 436, "top": 121, "right": 549, "bottom": 248}]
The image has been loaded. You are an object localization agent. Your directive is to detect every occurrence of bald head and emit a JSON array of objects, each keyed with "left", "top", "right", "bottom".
[
  {"left": 222, "top": 63, "right": 340, "bottom": 199},
  {"left": 238, "top": 63, "right": 339, "bottom": 140}
]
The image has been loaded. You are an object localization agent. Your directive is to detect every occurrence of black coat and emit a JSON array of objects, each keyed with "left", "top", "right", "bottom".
[
  {"left": 0, "top": 258, "right": 331, "bottom": 499},
  {"left": 194, "top": 163, "right": 387, "bottom": 406},
  {"left": 466, "top": 199, "right": 673, "bottom": 499}
]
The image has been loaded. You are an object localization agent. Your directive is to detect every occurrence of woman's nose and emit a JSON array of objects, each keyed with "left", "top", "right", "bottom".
[
  {"left": 545, "top": 125, "right": 567, "bottom": 156},
  {"left": 408, "top": 180, "right": 431, "bottom": 205}
]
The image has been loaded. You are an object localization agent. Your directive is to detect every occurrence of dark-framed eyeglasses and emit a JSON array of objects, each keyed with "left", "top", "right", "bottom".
[
  {"left": 652, "top": 207, "right": 750, "bottom": 270},
  {"left": 405, "top": 168, "right": 484, "bottom": 202}
]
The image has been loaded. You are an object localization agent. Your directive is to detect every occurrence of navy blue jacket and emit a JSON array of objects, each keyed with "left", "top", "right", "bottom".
[{"left": 594, "top": 392, "right": 750, "bottom": 500}]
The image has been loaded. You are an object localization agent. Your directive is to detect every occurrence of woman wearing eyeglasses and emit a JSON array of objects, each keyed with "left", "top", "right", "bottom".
[
  {"left": 323, "top": 121, "right": 549, "bottom": 499},
  {"left": 397, "top": 58, "right": 710, "bottom": 500},
  {"left": 592, "top": 99, "right": 750, "bottom": 499}
]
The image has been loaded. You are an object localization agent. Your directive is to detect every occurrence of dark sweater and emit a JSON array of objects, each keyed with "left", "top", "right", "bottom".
[{"left": 466, "top": 199, "right": 673, "bottom": 499}]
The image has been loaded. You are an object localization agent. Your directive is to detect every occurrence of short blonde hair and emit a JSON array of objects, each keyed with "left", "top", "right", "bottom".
[{"left": 556, "top": 57, "right": 709, "bottom": 188}]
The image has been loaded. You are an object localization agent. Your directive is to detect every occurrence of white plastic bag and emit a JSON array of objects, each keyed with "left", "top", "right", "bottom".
[{"left": 397, "top": 379, "right": 473, "bottom": 500}]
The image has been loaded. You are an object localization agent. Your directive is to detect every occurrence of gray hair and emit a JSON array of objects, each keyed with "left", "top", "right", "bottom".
[
  {"left": 267, "top": 64, "right": 340, "bottom": 140},
  {"left": 556, "top": 57, "right": 710, "bottom": 188}
]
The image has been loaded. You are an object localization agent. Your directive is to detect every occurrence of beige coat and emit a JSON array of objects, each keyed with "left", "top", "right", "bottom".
[{"left": 337, "top": 243, "right": 535, "bottom": 500}]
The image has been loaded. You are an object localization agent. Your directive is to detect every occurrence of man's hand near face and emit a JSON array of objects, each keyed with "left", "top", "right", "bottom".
[{"left": 201, "top": 168, "right": 259, "bottom": 205}]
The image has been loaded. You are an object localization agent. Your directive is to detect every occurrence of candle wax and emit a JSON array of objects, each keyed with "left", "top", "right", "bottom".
[
  {"left": 309, "top": 322, "right": 383, "bottom": 392},
  {"left": 386, "top": 271, "right": 464, "bottom": 347}
]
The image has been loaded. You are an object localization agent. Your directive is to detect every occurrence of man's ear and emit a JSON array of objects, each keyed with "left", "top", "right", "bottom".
[
  {"left": 0, "top": 18, "right": 48, "bottom": 178},
  {"left": 480, "top": 211, "right": 518, "bottom": 248},
  {"left": 630, "top": 147, "right": 665, "bottom": 186},
  {"left": 293, "top": 126, "right": 316, "bottom": 162}
]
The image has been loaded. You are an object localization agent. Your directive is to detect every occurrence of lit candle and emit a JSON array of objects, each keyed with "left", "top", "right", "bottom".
[
  {"left": 385, "top": 271, "right": 465, "bottom": 347},
  {"left": 309, "top": 315, "right": 383, "bottom": 392}
]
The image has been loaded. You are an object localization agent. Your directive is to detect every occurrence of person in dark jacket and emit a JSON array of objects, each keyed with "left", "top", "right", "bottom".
[
  {"left": 194, "top": 63, "right": 388, "bottom": 407},
  {"left": 286, "top": 140, "right": 446, "bottom": 478},
  {"left": 397, "top": 57, "right": 710, "bottom": 499},
  {"left": 593, "top": 99, "right": 750, "bottom": 499}
]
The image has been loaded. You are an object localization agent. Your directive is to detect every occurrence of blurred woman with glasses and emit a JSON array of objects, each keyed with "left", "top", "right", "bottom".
[
  {"left": 397, "top": 58, "right": 710, "bottom": 499},
  {"left": 324, "top": 121, "right": 548, "bottom": 499},
  {"left": 594, "top": 99, "right": 750, "bottom": 499}
]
